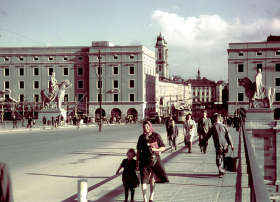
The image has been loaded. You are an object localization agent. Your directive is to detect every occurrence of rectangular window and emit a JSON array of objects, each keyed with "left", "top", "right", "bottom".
[
  {"left": 113, "top": 80, "right": 118, "bottom": 88},
  {"left": 78, "top": 80, "right": 84, "bottom": 89},
  {"left": 238, "top": 52, "right": 244, "bottom": 56},
  {"left": 129, "top": 80, "right": 135, "bottom": 88},
  {"left": 97, "top": 81, "right": 102, "bottom": 89},
  {"left": 19, "top": 81, "right": 24, "bottom": 89},
  {"left": 48, "top": 56, "right": 54, "bottom": 61},
  {"left": 64, "top": 94, "right": 68, "bottom": 102},
  {"left": 34, "top": 81, "right": 39, "bottom": 89},
  {"left": 48, "top": 67, "right": 53, "bottom": 76},
  {"left": 78, "top": 67, "right": 83, "bottom": 75},
  {"left": 34, "top": 94, "right": 39, "bottom": 102},
  {"left": 257, "top": 63, "right": 262, "bottom": 70},
  {"left": 97, "top": 94, "right": 102, "bottom": 102},
  {"left": 4, "top": 57, "right": 9, "bottom": 62},
  {"left": 19, "top": 94, "right": 24, "bottom": 102},
  {"left": 129, "top": 66, "right": 135, "bottom": 74},
  {"left": 19, "top": 68, "right": 24, "bottom": 76},
  {"left": 113, "top": 66, "right": 118, "bottom": 75},
  {"left": 256, "top": 51, "right": 262, "bottom": 56},
  {"left": 113, "top": 94, "right": 119, "bottom": 102},
  {"left": 113, "top": 55, "right": 118, "bottom": 60},
  {"left": 4, "top": 81, "right": 9, "bottom": 89},
  {"left": 129, "top": 94, "right": 135, "bottom": 102},
  {"left": 276, "top": 93, "right": 280, "bottom": 101},
  {"left": 276, "top": 78, "right": 280, "bottom": 86},
  {"left": 33, "top": 67, "right": 39, "bottom": 76},
  {"left": 19, "top": 56, "right": 24, "bottom": 61},
  {"left": 129, "top": 55, "right": 135, "bottom": 59},
  {"left": 276, "top": 50, "right": 280, "bottom": 56},
  {"left": 78, "top": 94, "right": 83, "bottom": 101},
  {"left": 238, "top": 64, "right": 244, "bottom": 72},
  {"left": 64, "top": 68, "right": 69, "bottom": 76},
  {"left": 33, "top": 56, "right": 39, "bottom": 61},
  {"left": 276, "top": 64, "right": 280, "bottom": 72},
  {"left": 238, "top": 93, "right": 244, "bottom": 101},
  {"left": 4, "top": 68, "right": 9, "bottom": 76}
]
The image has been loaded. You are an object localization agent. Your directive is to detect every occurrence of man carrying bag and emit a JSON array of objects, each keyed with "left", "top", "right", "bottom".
[{"left": 203, "top": 113, "right": 234, "bottom": 177}]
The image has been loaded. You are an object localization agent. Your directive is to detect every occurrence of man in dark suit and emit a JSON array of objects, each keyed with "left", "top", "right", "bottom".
[{"left": 197, "top": 110, "right": 212, "bottom": 153}]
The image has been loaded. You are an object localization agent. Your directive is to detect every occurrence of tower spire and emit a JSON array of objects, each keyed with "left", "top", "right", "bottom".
[{"left": 197, "top": 68, "right": 201, "bottom": 79}]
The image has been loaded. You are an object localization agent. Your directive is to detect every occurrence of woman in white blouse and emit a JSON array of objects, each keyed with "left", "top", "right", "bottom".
[{"left": 183, "top": 113, "right": 196, "bottom": 153}]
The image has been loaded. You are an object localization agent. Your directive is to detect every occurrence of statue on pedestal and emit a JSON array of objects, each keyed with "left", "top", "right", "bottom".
[
  {"left": 40, "top": 72, "right": 72, "bottom": 111},
  {"left": 238, "top": 67, "right": 275, "bottom": 108}
]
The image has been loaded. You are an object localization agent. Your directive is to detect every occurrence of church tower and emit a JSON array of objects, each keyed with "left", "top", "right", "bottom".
[{"left": 155, "top": 32, "right": 168, "bottom": 78}]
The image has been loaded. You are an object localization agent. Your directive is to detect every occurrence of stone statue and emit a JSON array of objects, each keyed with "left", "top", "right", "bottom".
[
  {"left": 238, "top": 76, "right": 275, "bottom": 108},
  {"left": 254, "top": 67, "right": 264, "bottom": 99},
  {"left": 41, "top": 72, "right": 72, "bottom": 110}
]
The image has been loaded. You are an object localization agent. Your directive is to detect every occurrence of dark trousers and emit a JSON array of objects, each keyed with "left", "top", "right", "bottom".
[{"left": 124, "top": 186, "right": 135, "bottom": 201}]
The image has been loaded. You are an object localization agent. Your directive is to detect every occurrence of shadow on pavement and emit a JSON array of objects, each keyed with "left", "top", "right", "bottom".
[
  {"left": 25, "top": 172, "right": 111, "bottom": 179},
  {"left": 167, "top": 172, "right": 219, "bottom": 178}
]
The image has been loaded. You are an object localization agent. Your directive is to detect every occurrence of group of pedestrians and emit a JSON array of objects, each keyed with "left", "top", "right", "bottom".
[{"left": 115, "top": 110, "right": 234, "bottom": 202}]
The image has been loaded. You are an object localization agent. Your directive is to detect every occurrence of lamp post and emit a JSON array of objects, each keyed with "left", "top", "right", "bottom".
[{"left": 98, "top": 50, "right": 102, "bottom": 132}]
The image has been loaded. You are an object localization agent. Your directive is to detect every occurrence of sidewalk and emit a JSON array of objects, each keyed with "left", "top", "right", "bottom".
[{"left": 84, "top": 127, "right": 250, "bottom": 202}]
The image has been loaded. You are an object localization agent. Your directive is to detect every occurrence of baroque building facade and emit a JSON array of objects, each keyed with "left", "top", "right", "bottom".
[{"left": 228, "top": 35, "right": 280, "bottom": 117}]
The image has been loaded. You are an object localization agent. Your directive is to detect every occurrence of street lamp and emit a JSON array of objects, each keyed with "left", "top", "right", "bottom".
[{"left": 98, "top": 50, "right": 102, "bottom": 132}]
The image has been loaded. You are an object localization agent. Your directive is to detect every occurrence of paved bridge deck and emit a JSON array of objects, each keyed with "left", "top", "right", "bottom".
[{"left": 86, "top": 127, "right": 250, "bottom": 202}]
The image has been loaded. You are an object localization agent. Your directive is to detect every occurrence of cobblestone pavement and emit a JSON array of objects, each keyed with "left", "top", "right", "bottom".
[{"left": 87, "top": 127, "right": 250, "bottom": 202}]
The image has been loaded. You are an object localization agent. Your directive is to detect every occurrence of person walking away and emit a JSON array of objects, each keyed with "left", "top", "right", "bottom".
[
  {"left": 136, "top": 121, "right": 169, "bottom": 202},
  {"left": 167, "top": 118, "right": 178, "bottom": 151},
  {"left": 0, "top": 162, "right": 13, "bottom": 202},
  {"left": 165, "top": 117, "right": 171, "bottom": 146},
  {"left": 116, "top": 148, "right": 139, "bottom": 202},
  {"left": 42, "top": 116, "right": 47, "bottom": 129},
  {"left": 12, "top": 114, "right": 17, "bottom": 129},
  {"left": 183, "top": 114, "right": 196, "bottom": 153},
  {"left": 204, "top": 113, "right": 234, "bottom": 177},
  {"left": 197, "top": 110, "right": 212, "bottom": 154}
]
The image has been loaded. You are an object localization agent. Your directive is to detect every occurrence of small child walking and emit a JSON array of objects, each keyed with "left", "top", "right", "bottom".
[{"left": 116, "top": 148, "right": 139, "bottom": 202}]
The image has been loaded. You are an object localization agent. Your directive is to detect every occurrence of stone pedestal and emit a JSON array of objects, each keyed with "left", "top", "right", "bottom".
[
  {"left": 38, "top": 109, "right": 67, "bottom": 122},
  {"left": 245, "top": 108, "right": 279, "bottom": 191}
]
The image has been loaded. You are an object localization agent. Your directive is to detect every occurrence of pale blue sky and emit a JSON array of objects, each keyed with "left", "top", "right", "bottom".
[{"left": 1, "top": 0, "right": 280, "bottom": 80}]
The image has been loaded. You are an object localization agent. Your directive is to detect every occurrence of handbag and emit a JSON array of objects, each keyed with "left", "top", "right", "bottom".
[{"left": 224, "top": 148, "right": 239, "bottom": 172}]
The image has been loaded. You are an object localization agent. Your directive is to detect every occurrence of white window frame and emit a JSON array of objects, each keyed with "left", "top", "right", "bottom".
[
  {"left": 33, "top": 67, "right": 39, "bottom": 76},
  {"left": 129, "top": 79, "right": 135, "bottom": 89},
  {"left": 113, "top": 80, "right": 119, "bottom": 89},
  {"left": 129, "top": 93, "right": 135, "bottom": 102},
  {"left": 112, "top": 66, "right": 119, "bottom": 75},
  {"left": 63, "top": 56, "right": 68, "bottom": 61},
  {"left": 63, "top": 67, "right": 69, "bottom": 76},
  {"left": 48, "top": 56, "right": 54, "bottom": 61},
  {"left": 256, "top": 51, "right": 262, "bottom": 56},
  {"left": 4, "top": 81, "right": 9, "bottom": 89},
  {"left": 129, "top": 54, "right": 135, "bottom": 60},
  {"left": 34, "top": 94, "right": 39, "bottom": 102},
  {"left": 19, "top": 67, "right": 24, "bottom": 76},
  {"left": 276, "top": 50, "right": 280, "bottom": 56},
  {"left": 33, "top": 56, "right": 39, "bottom": 61},
  {"left": 48, "top": 67, "right": 54, "bottom": 76},
  {"left": 4, "top": 68, "right": 9, "bottom": 77},
  {"left": 113, "top": 93, "right": 119, "bottom": 102},
  {"left": 33, "top": 80, "right": 39, "bottom": 89},
  {"left": 4, "top": 57, "right": 9, "bottom": 62},
  {"left": 18, "top": 56, "right": 24, "bottom": 61},
  {"left": 238, "top": 51, "right": 244, "bottom": 56},
  {"left": 129, "top": 66, "right": 135, "bottom": 75},
  {"left": 19, "top": 81, "right": 24, "bottom": 89}
]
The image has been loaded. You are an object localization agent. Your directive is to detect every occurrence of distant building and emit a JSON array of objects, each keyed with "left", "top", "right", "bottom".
[
  {"left": 187, "top": 70, "right": 228, "bottom": 120},
  {"left": 228, "top": 35, "right": 280, "bottom": 117}
]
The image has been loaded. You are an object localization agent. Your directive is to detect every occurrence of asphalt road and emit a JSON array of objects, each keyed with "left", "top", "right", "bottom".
[{"left": 0, "top": 124, "right": 179, "bottom": 202}]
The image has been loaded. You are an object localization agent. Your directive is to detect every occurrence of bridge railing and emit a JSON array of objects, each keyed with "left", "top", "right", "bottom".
[{"left": 240, "top": 122, "right": 270, "bottom": 202}]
